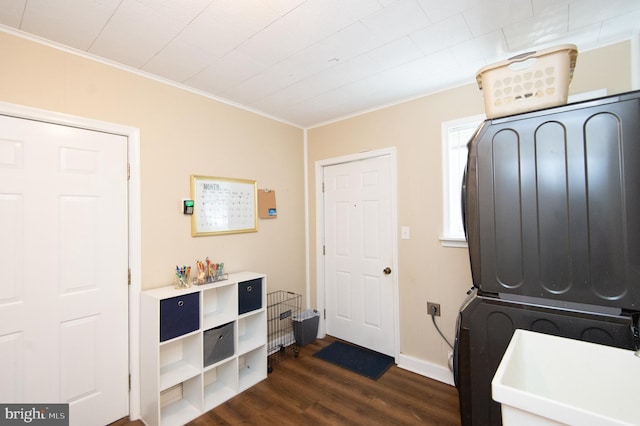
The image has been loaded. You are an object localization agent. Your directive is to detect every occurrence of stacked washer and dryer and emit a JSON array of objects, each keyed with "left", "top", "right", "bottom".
[{"left": 454, "top": 90, "right": 640, "bottom": 425}]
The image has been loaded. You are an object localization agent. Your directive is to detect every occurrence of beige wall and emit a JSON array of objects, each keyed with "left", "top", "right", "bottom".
[
  {"left": 1, "top": 29, "right": 634, "bottom": 374},
  {"left": 307, "top": 41, "right": 634, "bottom": 368},
  {"left": 0, "top": 31, "right": 306, "bottom": 294}
]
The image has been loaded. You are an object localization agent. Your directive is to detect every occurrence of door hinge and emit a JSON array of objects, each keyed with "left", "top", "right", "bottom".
[
  {"left": 322, "top": 182, "right": 325, "bottom": 193},
  {"left": 324, "top": 309, "right": 326, "bottom": 320},
  {"left": 323, "top": 245, "right": 325, "bottom": 255},
  {"left": 128, "top": 268, "right": 131, "bottom": 286},
  {"left": 128, "top": 374, "right": 131, "bottom": 391},
  {"left": 127, "top": 163, "right": 131, "bottom": 180}
]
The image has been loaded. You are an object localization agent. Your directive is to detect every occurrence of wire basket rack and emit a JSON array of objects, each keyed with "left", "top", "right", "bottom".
[{"left": 267, "top": 290, "right": 301, "bottom": 372}]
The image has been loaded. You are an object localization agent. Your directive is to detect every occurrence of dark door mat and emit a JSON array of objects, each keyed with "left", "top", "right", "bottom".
[{"left": 313, "top": 341, "right": 394, "bottom": 380}]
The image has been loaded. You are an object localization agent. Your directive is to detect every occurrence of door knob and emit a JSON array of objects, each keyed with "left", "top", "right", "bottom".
[{"left": 383, "top": 267, "right": 391, "bottom": 275}]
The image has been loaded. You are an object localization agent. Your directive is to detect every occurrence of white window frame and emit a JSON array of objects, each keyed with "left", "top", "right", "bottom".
[{"left": 440, "top": 114, "right": 485, "bottom": 248}]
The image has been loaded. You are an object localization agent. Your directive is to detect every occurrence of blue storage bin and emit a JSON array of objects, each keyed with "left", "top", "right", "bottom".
[
  {"left": 239, "top": 278, "right": 262, "bottom": 314},
  {"left": 160, "top": 292, "right": 199, "bottom": 342}
]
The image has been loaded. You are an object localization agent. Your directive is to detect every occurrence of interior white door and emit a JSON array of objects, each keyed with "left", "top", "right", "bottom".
[
  {"left": 0, "top": 114, "right": 129, "bottom": 425},
  {"left": 323, "top": 154, "right": 395, "bottom": 356}
]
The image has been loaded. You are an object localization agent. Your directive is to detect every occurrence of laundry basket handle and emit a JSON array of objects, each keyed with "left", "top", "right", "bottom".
[{"left": 508, "top": 50, "right": 536, "bottom": 61}]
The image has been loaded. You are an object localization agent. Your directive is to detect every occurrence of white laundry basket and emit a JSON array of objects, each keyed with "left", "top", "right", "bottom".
[{"left": 476, "top": 44, "right": 578, "bottom": 118}]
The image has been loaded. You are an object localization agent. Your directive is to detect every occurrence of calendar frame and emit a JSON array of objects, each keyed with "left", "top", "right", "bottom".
[{"left": 190, "top": 175, "right": 258, "bottom": 236}]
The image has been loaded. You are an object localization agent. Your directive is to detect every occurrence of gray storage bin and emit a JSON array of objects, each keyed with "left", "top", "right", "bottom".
[
  {"left": 203, "top": 322, "right": 234, "bottom": 367},
  {"left": 292, "top": 309, "right": 319, "bottom": 346}
]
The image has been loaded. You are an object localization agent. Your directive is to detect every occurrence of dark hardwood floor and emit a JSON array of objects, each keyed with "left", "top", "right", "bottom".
[{"left": 115, "top": 337, "right": 461, "bottom": 425}]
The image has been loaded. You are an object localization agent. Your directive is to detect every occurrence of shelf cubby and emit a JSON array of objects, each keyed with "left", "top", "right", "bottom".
[
  {"left": 159, "top": 332, "right": 201, "bottom": 391},
  {"left": 141, "top": 272, "right": 267, "bottom": 426},
  {"left": 202, "top": 283, "right": 237, "bottom": 330},
  {"left": 238, "top": 345, "right": 268, "bottom": 392},
  {"left": 238, "top": 310, "right": 267, "bottom": 355},
  {"left": 160, "top": 375, "right": 202, "bottom": 426},
  {"left": 203, "top": 357, "right": 238, "bottom": 410}
]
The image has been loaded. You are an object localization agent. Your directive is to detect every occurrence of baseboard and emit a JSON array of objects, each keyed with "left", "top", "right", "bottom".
[{"left": 396, "top": 353, "right": 455, "bottom": 386}]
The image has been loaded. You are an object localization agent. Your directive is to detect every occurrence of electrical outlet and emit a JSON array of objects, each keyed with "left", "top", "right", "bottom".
[{"left": 427, "top": 302, "right": 440, "bottom": 316}]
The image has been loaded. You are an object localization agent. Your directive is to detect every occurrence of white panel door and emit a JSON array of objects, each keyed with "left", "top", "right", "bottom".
[
  {"left": 324, "top": 154, "right": 395, "bottom": 356},
  {"left": 0, "top": 114, "right": 129, "bottom": 425}
]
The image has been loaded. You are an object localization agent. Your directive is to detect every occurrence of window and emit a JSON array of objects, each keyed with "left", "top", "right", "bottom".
[{"left": 441, "top": 114, "right": 484, "bottom": 247}]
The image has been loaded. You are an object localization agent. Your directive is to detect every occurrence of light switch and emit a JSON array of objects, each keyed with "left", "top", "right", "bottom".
[{"left": 401, "top": 226, "right": 410, "bottom": 240}]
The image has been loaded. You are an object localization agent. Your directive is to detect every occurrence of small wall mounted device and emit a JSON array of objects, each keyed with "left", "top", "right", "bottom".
[{"left": 183, "top": 199, "right": 194, "bottom": 215}]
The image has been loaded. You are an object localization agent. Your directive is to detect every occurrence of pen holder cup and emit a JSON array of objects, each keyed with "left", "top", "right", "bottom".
[
  {"left": 209, "top": 271, "right": 228, "bottom": 283},
  {"left": 174, "top": 272, "right": 192, "bottom": 289}
]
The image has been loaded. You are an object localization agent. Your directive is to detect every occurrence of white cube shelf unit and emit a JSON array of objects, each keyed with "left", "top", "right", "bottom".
[{"left": 141, "top": 272, "right": 267, "bottom": 426}]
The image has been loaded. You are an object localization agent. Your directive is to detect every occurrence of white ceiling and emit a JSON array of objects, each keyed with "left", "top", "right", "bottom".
[{"left": 1, "top": 0, "right": 640, "bottom": 127}]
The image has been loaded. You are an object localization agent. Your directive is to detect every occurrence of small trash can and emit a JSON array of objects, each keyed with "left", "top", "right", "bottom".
[{"left": 293, "top": 309, "right": 319, "bottom": 346}]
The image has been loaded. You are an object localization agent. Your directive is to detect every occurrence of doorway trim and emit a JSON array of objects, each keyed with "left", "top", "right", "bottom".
[
  {"left": 0, "top": 101, "right": 142, "bottom": 421},
  {"left": 315, "top": 147, "right": 399, "bottom": 358}
]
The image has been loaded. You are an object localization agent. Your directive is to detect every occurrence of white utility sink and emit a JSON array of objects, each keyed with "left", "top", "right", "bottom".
[{"left": 492, "top": 329, "right": 640, "bottom": 426}]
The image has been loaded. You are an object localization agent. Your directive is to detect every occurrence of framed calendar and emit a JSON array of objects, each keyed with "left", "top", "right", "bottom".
[{"left": 190, "top": 175, "right": 258, "bottom": 236}]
